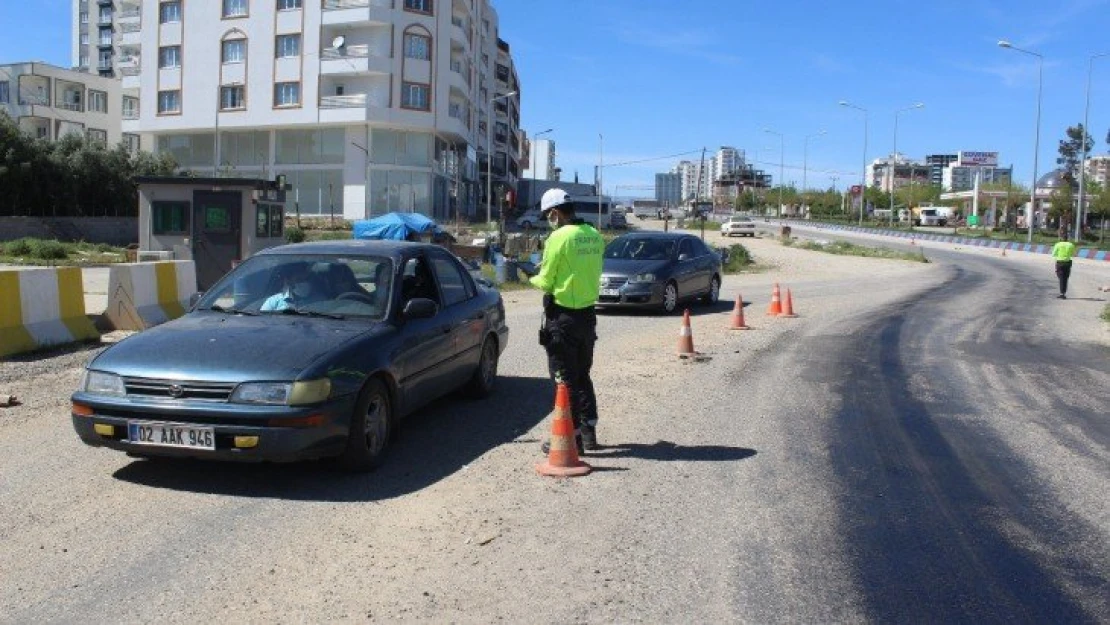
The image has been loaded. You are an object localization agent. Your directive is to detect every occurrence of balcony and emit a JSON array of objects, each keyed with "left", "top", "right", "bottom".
[
  {"left": 320, "top": 93, "right": 368, "bottom": 108},
  {"left": 117, "top": 7, "right": 140, "bottom": 21},
  {"left": 322, "top": 0, "right": 392, "bottom": 26},
  {"left": 320, "top": 45, "right": 391, "bottom": 75}
]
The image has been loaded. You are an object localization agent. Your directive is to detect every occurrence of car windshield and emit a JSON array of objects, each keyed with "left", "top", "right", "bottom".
[
  {"left": 196, "top": 254, "right": 393, "bottom": 320},
  {"left": 605, "top": 237, "right": 676, "bottom": 261}
]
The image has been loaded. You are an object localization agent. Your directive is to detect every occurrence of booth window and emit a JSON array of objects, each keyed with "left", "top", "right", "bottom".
[
  {"left": 151, "top": 201, "right": 189, "bottom": 235},
  {"left": 205, "top": 205, "right": 232, "bottom": 232},
  {"left": 255, "top": 204, "right": 270, "bottom": 237},
  {"left": 269, "top": 205, "right": 284, "bottom": 237}
]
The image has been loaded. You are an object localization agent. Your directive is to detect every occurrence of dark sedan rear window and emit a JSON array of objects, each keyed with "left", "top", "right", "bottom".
[{"left": 604, "top": 238, "right": 676, "bottom": 261}]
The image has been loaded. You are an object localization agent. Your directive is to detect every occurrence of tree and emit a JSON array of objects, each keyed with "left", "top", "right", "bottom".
[{"left": 1057, "top": 124, "right": 1094, "bottom": 183}]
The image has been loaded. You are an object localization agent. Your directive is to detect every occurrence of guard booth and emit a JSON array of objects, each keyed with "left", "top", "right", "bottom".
[{"left": 135, "top": 176, "right": 291, "bottom": 290}]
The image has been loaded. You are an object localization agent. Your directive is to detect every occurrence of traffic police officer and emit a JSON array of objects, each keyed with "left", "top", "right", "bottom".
[{"left": 531, "top": 188, "right": 605, "bottom": 452}]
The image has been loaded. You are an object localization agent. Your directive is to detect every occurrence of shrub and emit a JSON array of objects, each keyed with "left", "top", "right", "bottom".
[
  {"left": 30, "top": 239, "right": 69, "bottom": 260},
  {"left": 722, "top": 243, "right": 754, "bottom": 273},
  {"left": 284, "top": 227, "right": 306, "bottom": 244},
  {"left": 6, "top": 238, "right": 33, "bottom": 256}
]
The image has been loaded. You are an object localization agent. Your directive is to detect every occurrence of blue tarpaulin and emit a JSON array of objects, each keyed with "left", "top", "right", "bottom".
[{"left": 352, "top": 212, "right": 442, "bottom": 241}]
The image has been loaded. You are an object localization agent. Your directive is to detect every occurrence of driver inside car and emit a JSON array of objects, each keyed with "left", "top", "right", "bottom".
[{"left": 260, "top": 263, "right": 327, "bottom": 311}]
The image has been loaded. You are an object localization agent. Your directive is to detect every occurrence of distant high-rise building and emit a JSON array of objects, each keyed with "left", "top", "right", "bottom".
[
  {"left": 655, "top": 171, "right": 681, "bottom": 206},
  {"left": 925, "top": 153, "right": 958, "bottom": 187},
  {"left": 523, "top": 138, "right": 556, "bottom": 181},
  {"left": 941, "top": 151, "right": 1011, "bottom": 191},
  {"left": 711, "top": 146, "right": 742, "bottom": 181},
  {"left": 1084, "top": 155, "right": 1110, "bottom": 188}
]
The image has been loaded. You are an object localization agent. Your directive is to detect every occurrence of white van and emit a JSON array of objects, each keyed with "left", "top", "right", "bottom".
[{"left": 515, "top": 195, "right": 614, "bottom": 230}]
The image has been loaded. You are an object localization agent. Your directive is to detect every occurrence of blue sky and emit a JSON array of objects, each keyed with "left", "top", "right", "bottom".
[{"left": 3, "top": 0, "right": 1109, "bottom": 199}]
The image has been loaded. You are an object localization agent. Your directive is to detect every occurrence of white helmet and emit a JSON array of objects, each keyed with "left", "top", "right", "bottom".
[{"left": 540, "top": 188, "right": 572, "bottom": 216}]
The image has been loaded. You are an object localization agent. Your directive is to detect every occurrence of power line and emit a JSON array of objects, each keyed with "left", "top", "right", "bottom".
[{"left": 604, "top": 148, "right": 705, "bottom": 168}]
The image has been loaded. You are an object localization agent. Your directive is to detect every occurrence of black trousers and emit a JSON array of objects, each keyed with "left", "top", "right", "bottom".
[
  {"left": 1056, "top": 261, "right": 1072, "bottom": 295},
  {"left": 541, "top": 305, "right": 598, "bottom": 431}
]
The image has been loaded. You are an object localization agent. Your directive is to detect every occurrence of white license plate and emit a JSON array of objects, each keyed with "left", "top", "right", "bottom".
[
  {"left": 600, "top": 288, "right": 620, "bottom": 297},
  {"left": 127, "top": 421, "right": 215, "bottom": 450}
]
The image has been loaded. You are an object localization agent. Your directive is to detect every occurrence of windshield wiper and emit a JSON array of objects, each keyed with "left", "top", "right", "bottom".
[
  {"left": 280, "top": 307, "right": 345, "bottom": 320},
  {"left": 208, "top": 304, "right": 258, "bottom": 316}
]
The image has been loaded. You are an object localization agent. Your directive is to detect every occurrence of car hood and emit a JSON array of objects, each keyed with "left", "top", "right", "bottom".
[
  {"left": 90, "top": 312, "right": 387, "bottom": 381},
  {"left": 602, "top": 259, "right": 670, "bottom": 278}
]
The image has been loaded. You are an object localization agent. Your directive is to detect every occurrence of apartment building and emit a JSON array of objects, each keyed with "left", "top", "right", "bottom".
[
  {"left": 0, "top": 61, "right": 136, "bottom": 149},
  {"left": 1084, "top": 155, "right": 1110, "bottom": 188},
  {"left": 102, "top": 0, "right": 520, "bottom": 219},
  {"left": 925, "top": 153, "right": 958, "bottom": 187},
  {"left": 654, "top": 171, "right": 680, "bottom": 206},
  {"left": 523, "top": 138, "right": 555, "bottom": 181},
  {"left": 709, "top": 146, "right": 742, "bottom": 183},
  {"left": 867, "top": 153, "right": 931, "bottom": 192}
]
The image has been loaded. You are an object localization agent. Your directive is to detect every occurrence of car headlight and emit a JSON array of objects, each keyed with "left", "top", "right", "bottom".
[
  {"left": 628, "top": 273, "right": 656, "bottom": 284},
  {"left": 83, "top": 370, "right": 126, "bottom": 396},
  {"left": 230, "top": 379, "right": 331, "bottom": 406}
]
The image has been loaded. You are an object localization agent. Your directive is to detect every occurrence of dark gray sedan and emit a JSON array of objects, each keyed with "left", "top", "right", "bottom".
[
  {"left": 596, "top": 232, "right": 722, "bottom": 313},
  {"left": 71, "top": 240, "right": 509, "bottom": 472}
]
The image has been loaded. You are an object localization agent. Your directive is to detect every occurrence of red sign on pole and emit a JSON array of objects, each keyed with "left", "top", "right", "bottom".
[{"left": 850, "top": 185, "right": 862, "bottom": 196}]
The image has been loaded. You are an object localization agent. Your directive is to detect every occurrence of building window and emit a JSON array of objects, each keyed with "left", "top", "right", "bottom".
[
  {"left": 274, "top": 82, "right": 300, "bottom": 107},
  {"left": 158, "top": 46, "right": 182, "bottom": 69},
  {"left": 276, "top": 0, "right": 301, "bottom": 9},
  {"left": 98, "top": 50, "right": 113, "bottom": 69},
  {"left": 275, "top": 34, "right": 300, "bottom": 58},
  {"left": 79, "top": 55, "right": 90, "bottom": 68},
  {"left": 122, "top": 96, "right": 139, "bottom": 118},
  {"left": 159, "top": 1, "right": 181, "bottom": 23},
  {"left": 0, "top": 82, "right": 8, "bottom": 104},
  {"left": 403, "top": 33, "right": 431, "bottom": 60},
  {"left": 99, "top": 28, "right": 113, "bottom": 46},
  {"left": 98, "top": 7, "right": 112, "bottom": 23},
  {"left": 123, "top": 133, "right": 141, "bottom": 153},
  {"left": 86, "top": 128, "right": 108, "bottom": 144},
  {"left": 89, "top": 90, "right": 108, "bottom": 113},
  {"left": 80, "top": 33, "right": 89, "bottom": 45},
  {"left": 80, "top": 11, "right": 88, "bottom": 24},
  {"left": 401, "top": 82, "right": 430, "bottom": 111},
  {"left": 157, "top": 90, "right": 181, "bottom": 114},
  {"left": 221, "top": 39, "right": 246, "bottom": 64},
  {"left": 152, "top": 201, "right": 190, "bottom": 235},
  {"left": 222, "top": 0, "right": 248, "bottom": 18},
  {"left": 220, "top": 85, "right": 245, "bottom": 110},
  {"left": 404, "top": 0, "right": 433, "bottom": 14}
]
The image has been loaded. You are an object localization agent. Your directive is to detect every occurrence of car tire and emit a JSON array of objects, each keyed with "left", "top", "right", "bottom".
[
  {"left": 464, "top": 336, "right": 499, "bottom": 399},
  {"left": 702, "top": 275, "right": 720, "bottom": 305},
  {"left": 337, "top": 378, "right": 392, "bottom": 472},
  {"left": 662, "top": 281, "right": 679, "bottom": 314}
]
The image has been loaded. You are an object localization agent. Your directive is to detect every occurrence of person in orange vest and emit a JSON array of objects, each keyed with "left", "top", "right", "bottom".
[{"left": 1050, "top": 235, "right": 1078, "bottom": 299}]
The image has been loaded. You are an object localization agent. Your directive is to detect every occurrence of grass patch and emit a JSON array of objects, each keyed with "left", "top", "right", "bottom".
[
  {"left": 720, "top": 243, "right": 767, "bottom": 274},
  {"left": 0, "top": 237, "right": 126, "bottom": 266},
  {"left": 1102, "top": 304, "right": 1110, "bottom": 323},
  {"left": 782, "top": 237, "right": 929, "bottom": 263}
]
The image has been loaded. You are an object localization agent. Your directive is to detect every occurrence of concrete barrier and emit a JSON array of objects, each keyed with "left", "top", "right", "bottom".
[
  {"left": 0, "top": 267, "right": 100, "bottom": 359},
  {"left": 104, "top": 261, "right": 198, "bottom": 331}
]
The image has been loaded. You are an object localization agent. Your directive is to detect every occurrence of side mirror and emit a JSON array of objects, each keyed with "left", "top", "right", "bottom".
[
  {"left": 188, "top": 291, "right": 204, "bottom": 310},
  {"left": 402, "top": 298, "right": 438, "bottom": 320}
]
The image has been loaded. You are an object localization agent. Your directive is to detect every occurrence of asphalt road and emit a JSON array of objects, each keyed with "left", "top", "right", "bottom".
[{"left": 0, "top": 229, "right": 1107, "bottom": 622}]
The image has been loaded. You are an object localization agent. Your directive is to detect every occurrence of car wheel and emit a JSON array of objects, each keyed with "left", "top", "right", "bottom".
[
  {"left": 465, "top": 336, "right": 499, "bottom": 398},
  {"left": 662, "top": 281, "right": 679, "bottom": 314},
  {"left": 337, "top": 378, "right": 392, "bottom": 472},
  {"left": 702, "top": 275, "right": 721, "bottom": 305}
]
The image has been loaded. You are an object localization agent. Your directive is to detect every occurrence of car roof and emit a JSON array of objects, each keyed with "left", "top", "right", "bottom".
[
  {"left": 612, "top": 232, "right": 691, "bottom": 241},
  {"left": 256, "top": 239, "right": 439, "bottom": 260}
]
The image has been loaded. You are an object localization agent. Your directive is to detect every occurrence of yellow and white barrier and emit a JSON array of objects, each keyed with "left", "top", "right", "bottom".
[
  {"left": 104, "top": 261, "right": 197, "bottom": 331},
  {"left": 0, "top": 267, "right": 100, "bottom": 359}
]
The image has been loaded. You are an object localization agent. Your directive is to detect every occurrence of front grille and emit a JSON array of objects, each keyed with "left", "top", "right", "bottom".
[
  {"left": 122, "top": 376, "right": 236, "bottom": 402},
  {"left": 601, "top": 276, "right": 628, "bottom": 288}
]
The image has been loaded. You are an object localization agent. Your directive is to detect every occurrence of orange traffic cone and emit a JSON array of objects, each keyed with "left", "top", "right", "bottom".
[
  {"left": 536, "top": 383, "right": 591, "bottom": 478},
  {"left": 766, "top": 283, "right": 782, "bottom": 316},
  {"left": 730, "top": 294, "right": 751, "bottom": 330},
  {"left": 677, "top": 309, "right": 696, "bottom": 356},
  {"left": 778, "top": 288, "right": 799, "bottom": 318}
]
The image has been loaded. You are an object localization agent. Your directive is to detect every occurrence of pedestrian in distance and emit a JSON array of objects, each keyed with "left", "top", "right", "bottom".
[
  {"left": 531, "top": 188, "right": 605, "bottom": 454},
  {"left": 1050, "top": 235, "right": 1078, "bottom": 299}
]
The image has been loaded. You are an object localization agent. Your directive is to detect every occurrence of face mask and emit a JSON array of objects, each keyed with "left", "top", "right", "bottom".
[
  {"left": 548, "top": 213, "right": 560, "bottom": 228},
  {"left": 291, "top": 281, "right": 313, "bottom": 298}
]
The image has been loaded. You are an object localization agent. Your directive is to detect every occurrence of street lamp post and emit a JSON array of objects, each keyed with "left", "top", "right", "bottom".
[
  {"left": 350, "top": 140, "right": 370, "bottom": 218},
  {"left": 998, "top": 40, "right": 1042, "bottom": 244},
  {"left": 803, "top": 130, "right": 826, "bottom": 216},
  {"left": 486, "top": 90, "right": 517, "bottom": 226},
  {"left": 763, "top": 129, "right": 784, "bottom": 217},
  {"left": 839, "top": 101, "right": 868, "bottom": 226},
  {"left": 528, "top": 128, "right": 553, "bottom": 211},
  {"left": 598, "top": 133, "right": 603, "bottom": 229},
  {"left": 1077, "top": 52, "right": 1109, "bottom": 242},
  {"left": 891, "top": 103, "right": 925, "bottom": 227}
]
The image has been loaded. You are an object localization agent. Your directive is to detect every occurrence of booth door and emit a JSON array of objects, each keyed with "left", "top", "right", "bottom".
[{"left": 192, "top": 191, "right": 242, "bottom": 291}]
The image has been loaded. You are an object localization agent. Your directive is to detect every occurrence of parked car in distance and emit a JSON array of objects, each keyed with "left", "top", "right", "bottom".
[
  {"left": 609, "top": 210, "right": 628, "bottom": 229},
  {"left": 596, "top": 232, "right": 722, "bottom": 313},
  {"left": 70, "top": 240, "right": 509, "bottom": 472},
  {"left": 721, "top": 216, "right": 757, "bottom": 237},
  {"left": 516, "top": 208, "right": 548, "bottom": 230}
]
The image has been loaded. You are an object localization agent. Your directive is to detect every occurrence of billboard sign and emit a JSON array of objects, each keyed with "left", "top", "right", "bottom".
[{"left": 958, "top": 151, "right": 999, "bottom": 167}]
